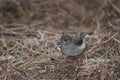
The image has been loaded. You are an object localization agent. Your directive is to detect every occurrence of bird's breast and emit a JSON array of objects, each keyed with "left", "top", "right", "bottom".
[
  {"left": 61, "top": 44, "right": 74, "bottom": 55},
  {"left": 61, "top": 43, "right": 85, "bottom": 56}
]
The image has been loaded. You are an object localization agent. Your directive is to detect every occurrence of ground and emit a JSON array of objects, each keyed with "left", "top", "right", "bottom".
[{"left": 0, "top": 0, "right": 120, "bottom": 80}]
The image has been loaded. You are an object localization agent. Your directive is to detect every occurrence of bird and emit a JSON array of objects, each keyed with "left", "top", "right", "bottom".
[{"left": 58, "top": 32, "right": 87, "bottom": 65}]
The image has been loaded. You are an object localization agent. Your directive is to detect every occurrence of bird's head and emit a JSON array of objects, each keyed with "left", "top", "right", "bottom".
[{"left": 57, "top": 34, "right": 73, "bottom": 46}]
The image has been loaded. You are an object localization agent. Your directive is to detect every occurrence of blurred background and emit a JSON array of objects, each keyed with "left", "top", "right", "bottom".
[
  {"left": 0, "top": 0, "right": 120, "bottom": 80},
  {"left": 0, "top": 0, "right": 119, "bottom": 32}
]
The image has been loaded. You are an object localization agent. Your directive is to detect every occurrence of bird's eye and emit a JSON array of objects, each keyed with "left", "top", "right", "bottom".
[{"left": 64, "top": 39, "right": 68, "bottom": 41}]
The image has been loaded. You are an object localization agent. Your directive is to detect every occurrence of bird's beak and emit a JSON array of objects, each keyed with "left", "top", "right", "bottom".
[{"left": 57, "top": 41, "right": 64, "bottom": 46}]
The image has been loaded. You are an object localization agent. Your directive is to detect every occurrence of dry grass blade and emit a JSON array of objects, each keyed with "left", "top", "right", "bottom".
[{"left": 108, "top": 0, "right": 120, "bottom": 14}]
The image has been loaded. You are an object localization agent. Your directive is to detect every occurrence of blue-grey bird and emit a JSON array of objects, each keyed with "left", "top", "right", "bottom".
[{"left": 58, "top": 32, "right": 87, "bottom": 65}]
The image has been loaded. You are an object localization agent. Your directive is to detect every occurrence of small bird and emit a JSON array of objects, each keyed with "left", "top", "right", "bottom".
[{"left": 58, "top": 32, "right": 87, "bottom": 65}]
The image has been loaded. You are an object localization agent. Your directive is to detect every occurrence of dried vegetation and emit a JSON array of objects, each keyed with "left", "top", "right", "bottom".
[{"left": 0, "top": 0, "right": 120, "bottom": 80}]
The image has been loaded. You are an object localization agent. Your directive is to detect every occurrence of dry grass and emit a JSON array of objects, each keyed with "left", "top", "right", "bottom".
[{"left": 0, "top": 0, "right": 120, "bottom": 80}]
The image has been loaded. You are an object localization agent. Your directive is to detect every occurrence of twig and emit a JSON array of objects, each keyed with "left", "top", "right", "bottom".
[
  {"left": 85, "top": 31, "right": 119, "bottom": 54},
  {"left": 102, "top": 31, "right": 119, "bottom": 44},
  {"left": 0, "top": 25, "right": 6, "bottom": 47},
  {"left": 114, "top": 38, "right": 120, "bottom": 44},
  {"left": 108, "top": 21, "right": 120, "bottom": 30},
  {"left": 108, "top": 0, "right": 120, "bottom": 14}
]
